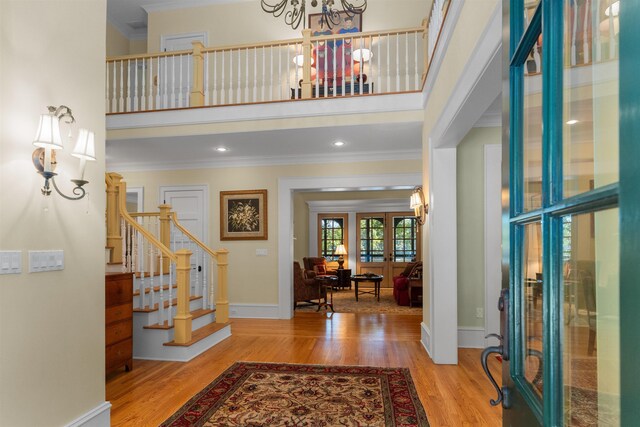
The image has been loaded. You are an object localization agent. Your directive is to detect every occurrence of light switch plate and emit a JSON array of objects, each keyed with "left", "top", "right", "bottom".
[
  {"left": 29, "top": 250, "right": 64, "bottom": 273},
  {"left": 256, "top": 248, "right": 268, "bottom": 256},
  {"left": 0, "top": 251, "right": 22, "bottom": 275}
]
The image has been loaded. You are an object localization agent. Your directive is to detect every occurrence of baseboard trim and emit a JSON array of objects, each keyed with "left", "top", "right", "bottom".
[
  {"left": 458, "top": 327, "right": 486, "bottom": 349},
  {"left": 229, "top": 303, "right": 280, "bottom": 319},
  {"left": 65, "top": 402, "right": 111, "bottom": 427},
  {"left": 420, "top": 322, "right": 432, "bottom": 357}
]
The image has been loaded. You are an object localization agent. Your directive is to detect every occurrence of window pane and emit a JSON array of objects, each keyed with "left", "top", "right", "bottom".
[
  {"left": 523, "top": 222, "right": 543, "bottom": 397},
  {"left": 320, "top": 217, "right": 344, "bottom": 260},
  {"left": 360, "top": 216, "right": 385, "bottom": 262},
  {"left": 563, "top": 208, "right": 619, "bottom": 426},
  {"left": 562, "top": 0, "right": 619, "bottom": 199},
  {"left": 524, "top": 37, "right": 543, "bottom": 212}
]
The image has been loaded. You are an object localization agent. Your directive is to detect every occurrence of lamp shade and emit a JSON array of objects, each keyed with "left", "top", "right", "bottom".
[
  {"left": 334, "top": 244, "right": 347, "bottom": 255},
  {"left": 71, "top": 128, "right": 96, "bottom": 160},
  {"left": 410, "top": 191, "right": 422, "bottom": 209},
  {"left": 33, "top": 114, "right": 63, "bottom": 149},
  {"left": 293, "top": 54, "right": 314, "bottom": 67},
  {"left": 353, "top": 48, "right": 372, "bottom": 63}
]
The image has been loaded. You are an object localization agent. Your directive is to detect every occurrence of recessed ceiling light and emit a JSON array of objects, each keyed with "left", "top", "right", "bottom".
[
  {"left": 566, "top": 119, "right": 579, "bottom": 125},
  {"left": 333, "top": 141, "right": 345, "bottom": 147},
  {"left": 215, "top": 147, "right": 228, "bottom": 152}
]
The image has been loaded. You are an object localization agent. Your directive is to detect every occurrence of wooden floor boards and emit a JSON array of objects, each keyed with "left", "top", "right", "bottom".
[{"left": 106, "top": 313, "right": 502, "bottom": 426}]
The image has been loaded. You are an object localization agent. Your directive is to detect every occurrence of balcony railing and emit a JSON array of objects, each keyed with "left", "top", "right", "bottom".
[{"left": 106, "top": 0, "right": 451, "bottom": 114}]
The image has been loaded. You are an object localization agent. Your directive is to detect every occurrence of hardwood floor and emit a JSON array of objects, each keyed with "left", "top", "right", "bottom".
[{"left": 106, "top": 313, "right": 502, "bottom": 426}]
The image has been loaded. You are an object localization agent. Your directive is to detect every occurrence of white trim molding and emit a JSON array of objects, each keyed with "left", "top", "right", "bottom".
[
  {"left": 484, "top": 144, "right": 502, "bottom": 347},
  {"left": 421, "top": 322, "right": 432, "bottom": 357},
  {"left": 458, "top": 327, "right": 486, "bottom": 349},
  {"left": 64, "top": 402, "right": 111, "bottom": 427},
  {"left": 229, "top": 303, "right": 280, "bottom": 319}
]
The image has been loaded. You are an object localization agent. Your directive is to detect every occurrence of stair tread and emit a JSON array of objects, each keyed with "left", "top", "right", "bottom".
[
  {"left": 143, "top": 308, "right": 216, "bottom": 330},
  {"left": 133, "top": 295, "right": 202, "bottom": 313},
  {"left": 133, "top": 283, "right": 177, "bottom": 296},
  {"left": 163, "top": 322, "right": 230, "bottom": 347}
]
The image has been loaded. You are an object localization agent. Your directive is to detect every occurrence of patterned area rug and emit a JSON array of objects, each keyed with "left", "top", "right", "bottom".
[
  {"left": 296, "top": 288, "right": 423, "bottom": 315},
  {"left": 161, "top": 362, "right": 430, "bottom": 427}
]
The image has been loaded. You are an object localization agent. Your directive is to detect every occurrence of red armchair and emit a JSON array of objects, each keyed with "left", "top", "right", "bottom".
[
  {"left": 302, "top": 257, "right": 338, "bottom": 279},
  {"left": 293, "top": 261, "right": 327, "bottom": 309},
  {"left": 393, "top": 262, "right": 422, "bottom": 306}
]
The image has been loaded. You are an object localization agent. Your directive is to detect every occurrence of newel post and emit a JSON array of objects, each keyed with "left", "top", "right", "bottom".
[
  {"left": 174, "top": 248, "right": 193, "bottom": 344},
  {"left": 158, "top": 204, "right": 172, "bottom": 272},
  {"left": 301, "top": 29, "right": 313, "bottom": 99},
  {"left": 106, "top": 172, "right": 123, "bottom": 264},
  {"left": 215, "top": 249, "right": 229, "bottom": 323},
  {"left": 190, "top": 41, "right": 205, "bottom": 107}
]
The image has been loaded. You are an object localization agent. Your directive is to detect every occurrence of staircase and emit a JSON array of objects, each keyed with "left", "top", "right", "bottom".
[{"left": 105, "top": 173, "right": 230, "bottom": 362}]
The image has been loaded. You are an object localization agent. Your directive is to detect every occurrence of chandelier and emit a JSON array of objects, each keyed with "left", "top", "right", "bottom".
[{"left": 261, "top": 0, "right": 367, "bottom": 30}]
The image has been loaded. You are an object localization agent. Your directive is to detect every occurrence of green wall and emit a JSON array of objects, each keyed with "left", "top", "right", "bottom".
[{"left": 456, "top": 127, "right": 501, "bottom": 328}]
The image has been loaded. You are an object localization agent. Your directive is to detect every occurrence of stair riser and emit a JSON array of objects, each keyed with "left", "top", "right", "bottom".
[
  {"left": 132, "top": 288, "right": 207, "bottom": 307},
  {"left": 133, "top": 325, "right": 231, "bottom": 362}
]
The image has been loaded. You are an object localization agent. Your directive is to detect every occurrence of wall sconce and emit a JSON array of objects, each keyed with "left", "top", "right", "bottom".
[
  {"left": 334, "top": 244, "right": 347, "bottom": 269},
  {"left": 32, "top": 105, "right": 95, "bottom": 200},
  {"left": 410, "top": 186, "right": 428, "bottom": 225}
]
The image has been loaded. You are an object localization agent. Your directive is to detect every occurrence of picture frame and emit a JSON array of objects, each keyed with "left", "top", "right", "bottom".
[
  {"left": 220, "top": 189, "right": 268, "bottom": 240},
  {"left": 308, "top": 11, "right": 362, "bottom": 36}
]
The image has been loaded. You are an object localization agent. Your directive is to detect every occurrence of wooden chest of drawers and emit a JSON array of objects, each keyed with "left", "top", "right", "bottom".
[{"left": 106, "top": 272, "right": 133, "bottom": 375}]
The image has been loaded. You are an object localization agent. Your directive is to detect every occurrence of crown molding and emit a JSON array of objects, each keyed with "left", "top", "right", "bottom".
[
  {"left": 107, "top": 149, "right": 422, "bottom": 172},
  {"left": 142, "top": 0, "right": 253, "bottom": 14}
]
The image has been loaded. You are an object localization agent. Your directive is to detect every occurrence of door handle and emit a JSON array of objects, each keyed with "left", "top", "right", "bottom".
[{"left": 480, "top": 288, "right": 511, "bottom": 409}]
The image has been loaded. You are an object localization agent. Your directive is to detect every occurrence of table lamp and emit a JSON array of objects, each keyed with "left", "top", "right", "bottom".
[{"left": 334, "top": 244, "right": 347, "bottom": 269}]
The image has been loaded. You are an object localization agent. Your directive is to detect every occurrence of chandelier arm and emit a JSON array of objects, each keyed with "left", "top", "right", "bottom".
[
  {"left": 50, "top": 176, "right": 87, "bottom": 201},
  {"left": 285, "top": 4, "right": 305, "bottom": 29},
  {"left": 340, "top": 0, "right": 367, "bottom": 15},
  {"left": 261, "top": 0, "right": 289, "bottom": 16}
]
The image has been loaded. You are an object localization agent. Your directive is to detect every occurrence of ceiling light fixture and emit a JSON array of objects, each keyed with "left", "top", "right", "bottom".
[
  {"left": 566, "top": 119, "right": 579, "bottom": 125},
  {"left": 261, "top": 0, "right": 367, "bottom": 30},
  {"left": 216, "top": 147, "right": 228, "bottom": 152},
  {"left": 333, "top": 141, "right": 345, "bottom": 147}
]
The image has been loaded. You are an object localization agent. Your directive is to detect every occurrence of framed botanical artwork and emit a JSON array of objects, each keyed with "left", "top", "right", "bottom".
[
  {"left": 308, "top": 11, "right": 362, "bottom": 37},
  {"left": 220, "top": 189, "right": 268, "bottom": 240}
]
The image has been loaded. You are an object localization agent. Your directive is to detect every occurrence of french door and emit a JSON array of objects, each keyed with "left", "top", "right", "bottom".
[
  {"left": 356, "top": 212, "right": 420, "bottom": 287},
  {"left": 499, "top": 0, "right": 640, "bottom": 425}
]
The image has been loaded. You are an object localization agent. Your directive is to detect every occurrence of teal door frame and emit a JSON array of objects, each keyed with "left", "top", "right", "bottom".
[{"left": 503, "top": 0, "right": 640, "bottom": 425}]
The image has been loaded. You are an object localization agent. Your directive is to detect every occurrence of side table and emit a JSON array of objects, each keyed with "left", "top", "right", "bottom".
[
  {"left": 316, "top": 276, "right": 337, "bottom": 312},
  {"left": 336, "top": 269, "right": 352, "bottom": 289}
]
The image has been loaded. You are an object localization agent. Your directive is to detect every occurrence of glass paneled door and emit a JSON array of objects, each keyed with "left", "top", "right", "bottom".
[
  {"left": 356, "top": 212, "right": 420, "bottom": 288},
  {"left": 498, "top": 0, "right": 639, "bottom": 425}
]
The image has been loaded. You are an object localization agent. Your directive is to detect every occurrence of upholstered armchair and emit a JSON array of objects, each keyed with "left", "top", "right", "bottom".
[
  {"left": 293, "top": 261, "right": 327, "bottom": 309},
  {"left": 302, "top": 257, "right": 338, "bottom": 279},
  {"left": 393, "top": 262, "right": 422, "bottom": 306}
]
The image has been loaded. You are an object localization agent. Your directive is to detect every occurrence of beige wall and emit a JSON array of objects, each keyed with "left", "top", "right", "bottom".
[
  {"left": 107, "top": 21, "right": 130, "bottom": 56},
  {"left": 293, "top": 189, "right": 413, "bottom": 262},
  {"left": 456, "top": 127, "right": 501, "bottom": 328},
  {"left": 0, "top": 1, "right": 106, "bottom": 425},
  {"left": 118, "top": 159, "right": 420, "bottom": 306},
  {"left": 146, "top": 0, "right": 428, "bottom": 53}
]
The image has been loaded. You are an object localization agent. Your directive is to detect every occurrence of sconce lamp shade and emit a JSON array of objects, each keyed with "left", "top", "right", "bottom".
[
  {"left": 33, "top": 114, "right": 64, "bottom": 149},
  {"left": 334, "top": 244, "right": 347, "bottom": 256},
  {"left": 353, "top": 48, "right": 372, "bottom": 63},
  {"left": 71, "top": 129, "right": 96, "bottom": 161},
  {"left": 409, "top": 191, "right": 422, "bottom": 209}
]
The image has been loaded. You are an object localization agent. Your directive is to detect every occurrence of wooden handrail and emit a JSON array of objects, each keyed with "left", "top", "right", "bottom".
[
  {"left": 129, "top": 212, "right": 160, "bottom": 218},
  {"left": 169, "top": 212, "right": 221, "bottom": 260},
  {"left": 118, "top": 183, "right": 177, "bottom": 263},
  {"left": 310, "top": 25, "right": 425, "bottom": 43},
  {"left": 107, "top": 49, "right": 193, "bottom": 62}
]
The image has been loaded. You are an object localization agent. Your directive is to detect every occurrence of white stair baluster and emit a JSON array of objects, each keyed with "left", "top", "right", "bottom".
[
  {"left": 139, "top": 230, "right": 145, "bottom": 309},
  {"left": 163, "top": 55, "right": 168, "bottom": 108},
  {"left": 359, "top": 36, "right": 364, "bottom": 95},
  {"left": 237, "top": 48, "right": 242, "bottom": 104},
  {"left": 159, "top": 252, "right": 164, "bottom": 325},
  {"left": 134, "top": 58, "right": 139, "bottom": 111},
  {"left": 414, "top": 32, "right": 419, "bottom": 90},
  {"left": 405, "top": 32, "right": 409, "bottom": 91},
  {"left": 314, "top": 41, "right": 319, "bottom": 98},
  {"left": 171, "top": 55, "right": 176, "bottom": 108},
  {"left": 245, "top": 48, "right": 250, "bottom": 103},
  {"left": 386, "top": 35, "right": 390, "bottom": 93},
  {"left": 341, "top": 37, "right": 346, "bottom": 96},
  {"left": 378, "top": 36, "right": 382, "bottom": 93},
  {"left": 395, "top": 34, "right": 400, "bottom": 92},
  {"left": 112, "top": 62, "right": 117, "bottom": 113},
  {"left": 324, "top": 40, "right": 328, "bottom": 98},
  {"left": 221, "top": 50, "right": 226, "bottom": 104},
  {"left": 126, "top": 59, "right": 131, "bottom": 112},
  {"left": 253, "top": 47, "right": 258, "bottom": 102},
  {"left": 202, "top": 253, "right": 207, "bottom": 309},
  {"left": 287, "top": 43, "right": 291, "bottom": 99},
  {"left": 149, "top": 245, "right": 155, "bottom": 311},
  {"left": 332, "top": 39, "right": 336, "bottom": 97},
  {"left": 582, "top": 0, "right": 590, "bottom": 64},
  {"left": 178, "top": 54, "right": 184, "bottom": 108},
  {"left": 119, "top": 61, "right": 124, "bottom": 112},
  {"left": 262, "top": 46, "right": 266, "bottom": 101},
  {"left": 270, "top": 45, "right": 274, "bottom": 101},
  {"left": 186, "top": 53, "right": 191, "bottom": 107},
  {"left": 105, "top": 62, "right": 110, "bottom": 112},
  {"left": 229, "top": 49, "right": 234, "bottom": 103},
  {"left": 278, "top": 44, "right": 283, "bottom": 100},
  {"left": 204, "top": 52, "right": 210, "bottom": 105},
  {"left": 213, "top": 52, "right": 218, "bottom": 105},
  {"left": 209, "top": 259, "right": 215, "bottom": 310},
  {"left": 141, "top": 58, "right": 146, "bottom": 111}
]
